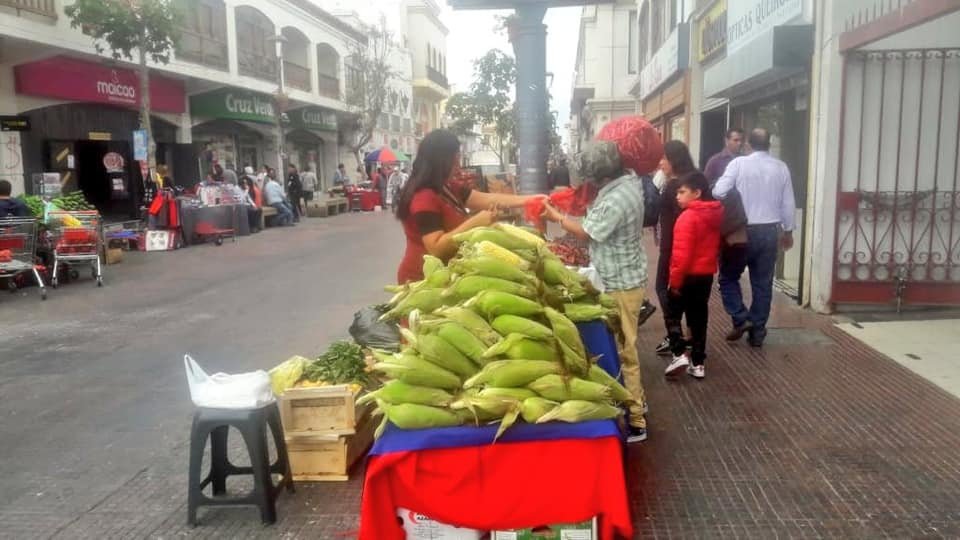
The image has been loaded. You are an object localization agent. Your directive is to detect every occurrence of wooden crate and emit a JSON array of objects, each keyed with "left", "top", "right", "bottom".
[
  {"left": 286, "top": 412, "right": 376, "bottom": 481},
  {"left": 279, "top": 385, "right": 367, "bottom": 435}
]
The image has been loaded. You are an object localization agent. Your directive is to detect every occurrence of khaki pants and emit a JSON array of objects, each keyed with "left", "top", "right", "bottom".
[{"left": 608, "top": 287, "right": 646, "bottom": 429}]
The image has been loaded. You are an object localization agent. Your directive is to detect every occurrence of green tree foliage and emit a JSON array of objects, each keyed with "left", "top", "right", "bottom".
[
  {"left": 66, "top": 0, "right": 182, "bottom": 175},
  {"left": 445, "top": 50, "right": 517, "bottom": 167}
]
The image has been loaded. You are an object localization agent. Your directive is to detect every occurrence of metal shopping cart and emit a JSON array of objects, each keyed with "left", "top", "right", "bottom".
[
  {"left": 47, "top": 210, "right": 103, "bottom": 288},
  {"left": 0, "top": 218, "right": 46, "bottom": 300}
]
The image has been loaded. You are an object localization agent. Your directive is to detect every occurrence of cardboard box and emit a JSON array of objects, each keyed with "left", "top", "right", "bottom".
[
  {"left": 491, "top": 518, "right": 596, "bottom": 540},
  {"left": 396, "top": 508, "right": 484, "bottom": 540},
  {"left": 104, "top": 247, "right": 123, "bottom": 265}
]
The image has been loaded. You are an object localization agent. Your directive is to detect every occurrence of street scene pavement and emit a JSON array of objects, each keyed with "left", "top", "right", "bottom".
[{"left": 3, "top": 212, "right": 960, "bottom": 539}]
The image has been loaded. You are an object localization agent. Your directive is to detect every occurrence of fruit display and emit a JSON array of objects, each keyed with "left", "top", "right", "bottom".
[
  {"left": 365, "top": 222, "right": 631, "bottom": 440},
  {"left": 51, "top": 191, "right": 95, "bottom": 211},
  {"left": 547, "top": 233, "right": 590, "bottom": 267}
]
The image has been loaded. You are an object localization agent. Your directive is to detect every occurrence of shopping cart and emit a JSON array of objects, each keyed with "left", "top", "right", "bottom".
[
  {"left": 0, "top": 217, "right": 46, "bottom": 300},
  {"left": 47, "top": 210, "right": 103, "bottom": 288}
]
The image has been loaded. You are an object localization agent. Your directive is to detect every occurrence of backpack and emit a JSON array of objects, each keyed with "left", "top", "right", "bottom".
[{"left": 641, "top": 175, "right": 661, "bottom": 228}]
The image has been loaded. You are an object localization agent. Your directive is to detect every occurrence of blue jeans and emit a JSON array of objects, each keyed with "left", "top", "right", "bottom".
[
  {"left": 270, "top": 202, "right": 293, "bottom": 226},
  {"left": 718, "top": 224, "right": 779, "bottom": 339}
]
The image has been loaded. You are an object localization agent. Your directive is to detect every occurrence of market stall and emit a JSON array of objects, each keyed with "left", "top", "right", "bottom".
[{"left": 175, "top": 184, "right": 250, "bottom": 245}]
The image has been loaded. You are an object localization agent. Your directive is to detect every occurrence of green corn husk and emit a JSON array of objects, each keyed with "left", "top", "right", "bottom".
[
  {"left": 432, "top": 322, "right": 488, "bottom": 363},
  {"left": 452, "top": 227, "right": 533, "bottom": 250},
  {"left": 513, "top": 248, "right": 539, "bottom": 263},
  {"left": 358, "top": 380, "right": 454, "bottom": 407},
  {"left": 450, "top": 394, "right": 518, "bottom": 423},
  {"left": 519, "top": 396, "right": 560, "bottom": 423},
  {"left": 432, "top": 306, "right": 502, "bottom": 347},
  {"left": 541, "top": 257, "right": 582, "bottom": 288},
  {"left": 491, "top": 315, "right": 554, "bottom": 340},
  {"left": 465, "top": 290, "right": 544, "bottom": 319},
  {"left": 598, "top": 293, "right": 617, "bottom": 309},
  {"left": 535, "top": 400, "right": 623, "bottom": 424},
  {"left": 422, "top": 255, "right": 444, "bottom": 278},
  {"left": 425, "top": 266, "right": 452, "bottom": 288},
  {"left": 444, "top": 275, "right": 538, "bottom": 302},
  {"left": 381, "top": 288, "right": 445, "bottom": 320},
  {"left": 483, "top": 333, "right": 558, "bottom": 362},
  {"left": 479, "top": 387, "right": 538, "bottom": 401},
  {"left": 587, "top": 364, "right": 635, "bottom": 403},
  {"left": 562, "top": 302, "right": 610, "bottom": 322},
  {"left": 450, "top": 256, "right": 539, "bottom": 285},
  {"left": 494, "top": 407, "right": 521, "bottom": 441},
  {"left": 544, "top": 307, "right": 588, "bottom": 374},
  {"left": 417, "top": 333, "right": 479, "bottom": 379},
  {"left": 557, "top": 337, "right": 590, "bottom": 376},
  {"left": 378, "top": 400, "right": 463, "bottom": 430},
  {"left": 463, "top": 359, "right": 561, "bottom": 389},
  {"left": 370, "top": 350, "right": 462, "bottom": 390},
  {"left": 493, "top": 222, "right": 546, "bottom": 248},
  {"left": 527, "top": 374, "right": 611, "bottom": 402}
]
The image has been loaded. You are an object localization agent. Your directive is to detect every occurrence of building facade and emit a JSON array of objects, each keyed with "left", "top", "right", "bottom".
[
  {"left": 403, "top": 0, "right": 451, "bottom": 145},
  {"left": 0, "top": 0, "right": 364, "bottom": 214}
]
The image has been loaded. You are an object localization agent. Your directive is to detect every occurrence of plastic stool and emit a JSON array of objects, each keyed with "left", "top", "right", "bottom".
[{"left": 187, "top": 402, "right": 294, "bottom": 526}]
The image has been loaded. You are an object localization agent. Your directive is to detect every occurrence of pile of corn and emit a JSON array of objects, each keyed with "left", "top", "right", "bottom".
[{"left": 363, "top": 223, "right": 631, "bottom": 439}]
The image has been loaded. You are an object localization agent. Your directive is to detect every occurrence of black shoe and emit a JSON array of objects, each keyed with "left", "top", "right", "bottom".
[
  {"left": 637, "top": 301, "right": 657, "bottom": 327},
  {"left": 626, "top": 426, "right": 648, "bottom": 443},
  {"left": 725, "top": 321, "right": 753, "bottom": 341},
  {"left": 655, "top": 336, "right": 672, "bottom": 355},
  {"left": 748, "top": 329, "right": 765, "bottom": 348}
]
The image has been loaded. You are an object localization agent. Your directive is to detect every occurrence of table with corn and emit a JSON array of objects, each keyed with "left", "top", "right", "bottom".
[{"left": 363, "top": 222, "right": 632, "bottom": 440}]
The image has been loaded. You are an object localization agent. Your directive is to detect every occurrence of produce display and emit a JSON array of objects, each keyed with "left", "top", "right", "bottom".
[
  {"left": 269, "top": 341, "right": 368, "bottom": 395},
  {"left": 16, "top": 195, "right": 44, "bottom": 218},
  {"left": 364, "top": 222, "right": 629, "bottom": 440},
  {"left": 548, "top": 233, "right": 590, "bottom": 267},
  {"left": 51, "top": 192, "right": 96, "bottom": 211}
]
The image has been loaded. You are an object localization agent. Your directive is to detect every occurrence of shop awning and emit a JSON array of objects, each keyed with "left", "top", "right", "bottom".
[{"left": 703, "top": 25, "right": 813, "bottom": 99}]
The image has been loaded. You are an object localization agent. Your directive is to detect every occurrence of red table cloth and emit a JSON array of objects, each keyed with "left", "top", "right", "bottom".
[{"left": 359, "top": 437, "right": 633, "bottom": 539}]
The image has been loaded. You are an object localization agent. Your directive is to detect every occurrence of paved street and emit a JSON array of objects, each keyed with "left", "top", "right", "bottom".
[{"left": 3, "top": 212, "right": 960, "bottom": 539}]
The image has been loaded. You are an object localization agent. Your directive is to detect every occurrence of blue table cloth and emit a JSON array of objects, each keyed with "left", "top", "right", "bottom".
[{"left": 577, "top": 320, "right": 623, "bottom": 382}]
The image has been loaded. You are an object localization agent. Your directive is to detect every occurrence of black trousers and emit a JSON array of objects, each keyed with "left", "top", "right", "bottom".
[
  {"left": 289, "top": 194, "right": 302, "bottom": 221},
  {"left": 246, "top": 207, "right": 262, "bottom": 232},
  {"left": 666, "top": 275, "right": 714, "bottom": 365},
  {"left": 655, "top": 249, "right": 681, "bottom": 337}
]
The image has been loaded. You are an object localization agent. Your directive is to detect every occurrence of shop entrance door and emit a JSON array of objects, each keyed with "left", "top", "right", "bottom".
[
  {"left": 699, "top": 108, "right": 727, "bottom": 169},
  {"left": 75, "top": 139, "right": 136, "bottom": 218},
  {"left": 239, "top": 146, "right": 258, "bottom": 171}
]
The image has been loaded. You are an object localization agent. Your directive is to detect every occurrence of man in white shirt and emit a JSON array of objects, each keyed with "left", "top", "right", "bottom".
[
  {"left": 712, "top": 128, "right": 796, "bottom": 348},
  {"left": 263, "top": 171, "right": 294, "bottom": 226}
]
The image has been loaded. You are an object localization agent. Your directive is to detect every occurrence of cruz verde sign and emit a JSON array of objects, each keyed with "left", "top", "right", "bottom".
[
  {"left": 288, "top": 107, "right": 338, "bottom": 132},
  {"left": 190, "top": 88, "right": 276, "bottom": 124}
]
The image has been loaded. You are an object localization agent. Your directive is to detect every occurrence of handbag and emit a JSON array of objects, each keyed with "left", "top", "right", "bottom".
[{"left": 183, "top": 354, "right": 275, "bottom": 409}]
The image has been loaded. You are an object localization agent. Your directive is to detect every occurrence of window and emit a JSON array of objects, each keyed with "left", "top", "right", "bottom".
[
  {"left": 638, "top": 6, "right": 649, "bottom": 66},
  {"left": 175, "top": 0, "right": 228, "bottom": 70},
  {"left": 235, "top": 6, "right": 276, "bottom": 81},
  {"left": 391, "top": 114, "right": 401, "bottom": 132},
  {"left": 403, "top": 118, "right": 411, "bottom": 133},
  {"left": 379, "top": 113, "right": 389, "bottom": 130},
  {"left": 627, "top": 10, "right": 637, "bottom": 74}
]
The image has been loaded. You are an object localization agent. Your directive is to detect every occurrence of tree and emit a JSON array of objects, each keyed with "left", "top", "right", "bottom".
[
  {"left": 66, "top": 0, "right": 182, "bottom": 180},
  {"left": 344, "top": 19, "right": 398, "bottom": 168}
]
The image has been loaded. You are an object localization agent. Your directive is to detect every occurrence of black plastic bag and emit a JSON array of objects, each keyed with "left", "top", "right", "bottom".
[{"left": 349, "top": 305, "right": 401, "bottom": 351}]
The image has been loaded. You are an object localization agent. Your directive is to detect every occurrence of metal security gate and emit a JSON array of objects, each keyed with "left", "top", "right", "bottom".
[{"left": 833, "top": 48, "right": 960, "bottom": 306}]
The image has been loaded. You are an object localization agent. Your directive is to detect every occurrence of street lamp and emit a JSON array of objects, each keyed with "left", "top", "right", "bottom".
[{"left": 267, "top": 33, "right": 289, "bottom": 182}]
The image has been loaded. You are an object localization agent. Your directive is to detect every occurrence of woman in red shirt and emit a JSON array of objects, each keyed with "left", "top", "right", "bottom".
[{"left": 395, "top": 129, "right": 543, "bottom": 284}]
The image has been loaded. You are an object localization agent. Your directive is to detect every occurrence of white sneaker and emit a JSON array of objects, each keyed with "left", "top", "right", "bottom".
[
  {"left": 687, "top": 364, "right": 705, "bottom": 379},
  {"left": 664, "top": 353, "right": 690, "bottom": 376}
]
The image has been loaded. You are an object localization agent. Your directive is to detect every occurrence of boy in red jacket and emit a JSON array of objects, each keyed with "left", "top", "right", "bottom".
[{"left": 664, "top": 172, "right": 724, "bottom": 379}]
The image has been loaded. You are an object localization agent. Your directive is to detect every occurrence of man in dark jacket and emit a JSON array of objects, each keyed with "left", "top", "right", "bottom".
[
  {"left": 0, "top": 180, "right": 29, "bottom": 218},
  {"left": 704, "top": 128, "right": 744, "bottom": 185},
  {"left": 286, "top": 164, "right": 303, "bottom": 222}
]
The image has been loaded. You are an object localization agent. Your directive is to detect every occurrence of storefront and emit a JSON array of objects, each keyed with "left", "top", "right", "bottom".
[
  {"left": 13, "top": 55, "right": 187, "bottom": 218},
  {"left": 702, "top": 0, "right": 813, "bottom": 299},
  {"left": 695, "top": 0, "right": 729, "bottom": 167},
  {"left": 190, "top": 88, "right": 278, "bottom": 180},
  {"left": 636, "top": 23, "right": 690, "bottom": 143},
  {"left": 285, "top": 107, "right": 339, "bottom": 191}
]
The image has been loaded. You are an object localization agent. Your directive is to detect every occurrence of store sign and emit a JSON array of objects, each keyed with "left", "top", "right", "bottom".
[
  {"left": 640, "top": 24, "right": 689, "bottom": 100},
  {"left": 190, "top": 88, "right": 276, "bottom": 124},
  {"left": 698, "top": 0, "right": 727, "bottom": 62},
  {"left": 288, "top": 107, "right": 338, "bottom": 132},
  {"left": 133, "top": 129, "right": 147, "bottom": 161},
  {"left": 13, "top": 56, "right": 186, "bottom": 114},
  {"left": 103, "top": 152, "right": 125, "bottom": 173},
  {"left": 0, "top": 116, "right": 30, "bottom": 132},
  {"left": 727, "top": 0, "right": 803, "bottom": 54}
]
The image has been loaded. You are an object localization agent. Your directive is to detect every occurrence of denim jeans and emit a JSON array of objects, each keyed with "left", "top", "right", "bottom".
[
  {"left": 718, "top": 224, "right": 779, "bottom": 339},
  {"left": 270, "top": 202, "right": 293, "bottom": 226}
]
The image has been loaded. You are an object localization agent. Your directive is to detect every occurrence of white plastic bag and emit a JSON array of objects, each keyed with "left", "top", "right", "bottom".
[
  {"left": 576, "top": 265, "right": 605, "bottom": 293},
  {"left": 184, "top": 354, "right": 275, "bottom": 409}
]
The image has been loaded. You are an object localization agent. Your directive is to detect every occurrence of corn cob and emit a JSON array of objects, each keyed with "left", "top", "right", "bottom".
[
  {"left": 465, "top": 241, "right": 530, "bottom": 269},
  {"left": 482, "top": 333, "right": 557, "bottom": 362},
  {"left": 491, "top": 315, "right": 554, "bottom": 340},
  {"left": 493, "top": 222, "right": 546, "bottom": 248},
  {"left": 535, "top": 400, "right": 622, "bottom": 424},
  {"left": 424, "top": 266, "right": 452, "bottom": 288},
  {"left": 527, "top": 374, "right": 611, "bottom": 401},
  {"left": 465, "top": 290, "right": 544, "bottom": 319},
  {"left": 479, "top": 387, "right": 538, "bottom": 401},
  {"left": 381, "top": 288, "right": 446, "bottom": 320},
  {"left": 450, "top": 256, "right": 539, "bottom": 285},
  {"left": 519, "top": 396, "right": 560, "bottom": 423},
  {"left": 422, "top": 254, "right": 443, "bottom": 278},
  {"left": 431, "top": 306, "right": 502, "bottom": 347},
  {"left": 544, "top": 307, "right": 588, "bottom": 375},
  {"left": 463, "top": 359, "right": 561, "bottom": 389},
  {"left": 494, "top": 407, "right": 521, "bottom": 441},
  {"left": 513, "top": 248, "right": 539, "bottom": 263},
  {"left": 556, "top": 338, "right": 590, "bottom": 377},
  {"left": 453, "top": 227, "right": 534, "bottom": 250},
  {"left": 450, "top": 394, "right": 518, "bottom": 423},
  {"left": 358, "top": 380, "right": 454, "bottom": 407},
  {"left": 417, "top": 333, "right": 479, "bottom": 379},
  {"left": 562, "top": 303, "right": 610, "bottom": 322},
  {"left": 587, "top": 364, "right": 635, "bottom": 403},
  {"left": 430, "top": 322, "right": 488, "bottom": 363},
  {"left": 378, "top": 400, "right": 463, "bottom": 429},
  {"left": 598, "top": 293, "right": 617, "bottom": 309},
  {"left": 444, "top": 275, "right": 538, "bottom": 302},
  {"left": 370, "top": 350, "right": 462, "bottom": 390}
]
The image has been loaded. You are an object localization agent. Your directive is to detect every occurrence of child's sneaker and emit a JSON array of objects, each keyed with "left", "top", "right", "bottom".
[
  {"left": 687, "top": 364, "right": 705, "bottom": 379},
  {"left": 664, "top": 353, "right": 690, "bottom": 376},
  {"left": 626, "top": 426, "right": 648, "bottom": 443}
]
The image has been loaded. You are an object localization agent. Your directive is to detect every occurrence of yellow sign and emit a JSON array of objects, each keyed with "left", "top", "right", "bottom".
[
  {"left": 88, "top": 131, "right": 112, "bottom": 141},
  {"left": 698, "top": 0, "right": 727, "bottom": 63}
]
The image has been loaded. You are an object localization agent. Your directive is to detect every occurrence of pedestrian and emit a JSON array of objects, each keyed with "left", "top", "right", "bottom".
[
  {"left": 256, "top": 165, "right": 268, "bottom": 188},
  {"left": 221, "top": 163, "right": 239, "bottom": 185},
  {"left": 663, "top": 172, "right": 723, "bottom": 380},
  {"left": 286, "top": 164, "right": 303, "bottom": 222},
  {"left": 263, "top": 172, "right": 294, "bottom": 226},
  {"left": 238, "top": 176, "right": 263, "bottom": 233},
  {"left": 547, "top": 158, "right": 571, "bottom": 189},
  {"left": 0, "top": 180, "right": 29, "bottom": 217},
  {"left": 386, "top": 166, "right": 402, "bottom": 209},
  {"left": 301, "top": 165, "right": 318, "bottom": 208},
  {"left": 378, "top": 166, "right": 388, "bottom": 208},
  {"left": 653, "top": 141, "right": 698, "bottom": 357},
  {"left": 712, "top": 128, "right": 797, "bottom": 348},
  {"left": 703, "top": 128, "right": 744, "bottom": 185},
  {"left": 333, "top": 163, "right": 348, "bottom": 187},
  {"left": 540, "top": 141, "right": 649, "bottom": 443}
]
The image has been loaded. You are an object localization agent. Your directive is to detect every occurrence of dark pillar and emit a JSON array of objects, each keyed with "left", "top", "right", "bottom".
[{"left": 511, "top": 5, "right": 549, "bottom": 194}]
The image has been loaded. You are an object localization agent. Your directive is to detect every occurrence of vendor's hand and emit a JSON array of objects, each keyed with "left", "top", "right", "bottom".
[
  {"left": 527, "top": 193, "right": 549, "bottom": 204},
  {"left": 541, "top": 202, "right": 562, "bottom": 223},
  {"left": 473, "top": 208, "right": 498, "bottom": 227},
  {"left": 781, "top": 231, "right": 794, "bottom": 251}
]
